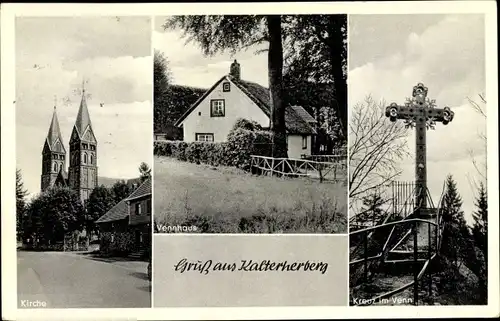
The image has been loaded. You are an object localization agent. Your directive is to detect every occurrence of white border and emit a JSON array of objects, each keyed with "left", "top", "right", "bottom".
[{"left": 2, "top": 2, "right": 498, "bottom": 320}]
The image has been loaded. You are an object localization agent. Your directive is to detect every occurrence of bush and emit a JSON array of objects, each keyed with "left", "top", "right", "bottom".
[
  {"left": 231, "top": 118, "right": 263, "bottom": 131},
  {"left": 153, "top": 129, "right": 272, "bottom": 171}
]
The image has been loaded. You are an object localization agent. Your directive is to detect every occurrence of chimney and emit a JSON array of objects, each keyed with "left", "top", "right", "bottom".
[{"left": 229, "top": 59, "right": 241, "bottom": 80}]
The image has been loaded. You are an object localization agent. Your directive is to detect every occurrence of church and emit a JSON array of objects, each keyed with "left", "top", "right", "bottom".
[{"left": 41, "top": 88, "right": 98, "bottom": 204}]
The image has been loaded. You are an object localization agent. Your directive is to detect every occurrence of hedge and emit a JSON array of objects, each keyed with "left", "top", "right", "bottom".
[{"left": 154, "top": 129, "right": 273, "bottom": 171}]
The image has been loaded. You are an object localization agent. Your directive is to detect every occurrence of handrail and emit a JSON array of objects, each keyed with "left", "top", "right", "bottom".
[
  {"left": 250, "top": 154, "right": 336, "bottom": 165},
  {"left": 350, "top": 218, "right": 437, "bottom": 236},
  {"left": 355, "top": 252, "right": 438, "bottom": 306},
  {"left": 350, "top": 179, "right": 449, "bottom": 306}
]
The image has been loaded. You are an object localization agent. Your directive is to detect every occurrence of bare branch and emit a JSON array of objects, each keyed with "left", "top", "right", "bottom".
[{"left": 349, "top": 95, "right": 409, "bottom": 203}]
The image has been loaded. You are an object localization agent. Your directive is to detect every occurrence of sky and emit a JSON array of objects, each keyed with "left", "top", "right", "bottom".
[
  {"left": 348, "top": 14, "right": 486, "bottom": 225},
  {"left": 153, "top": 16, "right": 268, "bottom": 88},
  {"left": 16, "top": 17, "right": 153, "bottom": 198}
]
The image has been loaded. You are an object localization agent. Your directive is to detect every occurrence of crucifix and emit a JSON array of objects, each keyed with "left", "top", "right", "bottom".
[{"left": 385, "top": 83, "right": 455, "bottom": 211}]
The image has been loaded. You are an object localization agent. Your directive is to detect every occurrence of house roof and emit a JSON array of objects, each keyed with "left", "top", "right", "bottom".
[
  {"left": 174, "top": 75, "right": 317, "bottom": 135},
  {"left": 95, "top": 198, "right": 129, "bottom": 224},
  {"left": 290, "top": 105, "right": 316, "bottom": 123},
  {"left": 126, "top": 177, "right": 151, "bottom": 201}
]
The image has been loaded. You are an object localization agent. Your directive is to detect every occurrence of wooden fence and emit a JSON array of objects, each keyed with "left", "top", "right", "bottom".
[{"left": 250, "top": 155, "right": 347, "bottom": 183}]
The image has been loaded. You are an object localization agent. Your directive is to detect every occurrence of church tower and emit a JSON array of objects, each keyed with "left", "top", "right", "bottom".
[
  {"left": 41, "top": 105, "right": 67, "bottom": 191},
  {"left": 68, "top": 87, "right": 98, "bottom": 203}
]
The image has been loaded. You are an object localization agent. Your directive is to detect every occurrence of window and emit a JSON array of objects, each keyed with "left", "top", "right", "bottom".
[
  {"left": 195, "top": 133, "right": 214, "bottom": 142},
  {"left": 302, "top": 135, "right": 308, "bottom": 149},
  {"left": 222, "top": 82, "right": 230, "bottom": 92},
  {"left": 135, "top": 203, "right": 142, "bottom": 215},
  {"left": 53, "top": 163, "right": 57, "bottom": 171},
  {"left": 210, "top": 99, "right": 225, "bottom": 117},
  {"left": 59, "top": 163, "right": 63, "bottom": 172},
  {"left": 90, "top": 155, "right": 93, "bottom": 165},
  {"left": 83, "top": 153, "right": 88, "bottom": 164}
]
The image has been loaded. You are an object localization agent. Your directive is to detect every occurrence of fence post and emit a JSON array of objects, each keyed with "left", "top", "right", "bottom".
[
  {"left": 413, "top": 219, "right": 418, "bottom": 306},
  {"left": 428, "top": 221, "right": 432, "bottom": 301},
  {"left": 364, "top": 232, "right": 368, "bottom": 283}
]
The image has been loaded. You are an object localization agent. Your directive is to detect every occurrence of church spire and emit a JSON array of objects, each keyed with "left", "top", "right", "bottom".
[
  {"left": 46, "top": 101, "right": 65, "bottom": 153},
  {"left": 74, "top": 79, "right": 92, "bottom": 136}
]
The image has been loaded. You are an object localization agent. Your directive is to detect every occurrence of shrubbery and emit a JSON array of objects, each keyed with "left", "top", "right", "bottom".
[{"left": 154, "top": 118, "right": 272, "bottom": 171}]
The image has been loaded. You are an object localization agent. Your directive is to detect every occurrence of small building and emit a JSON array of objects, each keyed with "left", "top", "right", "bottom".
[
  {"left": 95, "top": 178, "right": 151, "bottom": 259},
  {"left": 174, "top": 60, "right": 318, "bottom": 159}
]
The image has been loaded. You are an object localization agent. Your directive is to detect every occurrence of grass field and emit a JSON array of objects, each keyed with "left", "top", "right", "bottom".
[{"left": 154, "top": 156, "right": 347, "bottom": 233}]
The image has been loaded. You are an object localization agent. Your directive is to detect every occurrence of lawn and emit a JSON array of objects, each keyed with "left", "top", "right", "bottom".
[{"left": 154, "top": 156, "right": 347, "bottom": 233}]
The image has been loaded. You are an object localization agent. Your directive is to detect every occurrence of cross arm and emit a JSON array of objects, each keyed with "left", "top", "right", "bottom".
[
  {"left": 426, "top": 106, "right": 455, "bottom": 124},
  {"left": 385, "top": 103, "right": 420, "bottom": 121},
  {"left": 385, "top": 103, "right": 454, "bottom": 125}
]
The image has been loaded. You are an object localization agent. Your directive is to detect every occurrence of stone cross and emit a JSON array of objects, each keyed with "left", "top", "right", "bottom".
[{"left": 385, "top": 83, "right": 455, "bottom": 210}]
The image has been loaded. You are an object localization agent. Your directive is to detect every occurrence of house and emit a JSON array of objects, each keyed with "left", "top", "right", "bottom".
[
  {"left": 95, "top": 177, "right": 151, "bottom": 259},
  {"left": 174, "top": 60, "right": 318, "bottom": 159}
]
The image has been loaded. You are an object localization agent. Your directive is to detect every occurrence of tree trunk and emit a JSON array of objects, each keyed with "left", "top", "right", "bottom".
[
  {"left": 267, "top": 15, "right": 288, "bottom": 158},
  {"left": 328, "top": 16, "right": 348, "bottom": 140}
]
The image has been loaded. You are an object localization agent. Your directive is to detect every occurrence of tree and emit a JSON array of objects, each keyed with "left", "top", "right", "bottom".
[
  {"left": 348, "top": 96, "right": 409, "bottom": 204},
  {"left": 139, "top": 162, "right": 151, "bottom": 182},
  {"left": 154, "top": 50, "right": 175, "bottom": 137},
  {"left": 440, "top": 175, "right": 476, "bottom": 269},
  {"left": 471, "top": 181, "right": 488, "bottom": 303},
  {"left": 472, "top": 182, "right": 487, "bottom": 256},
  {"left": 282, "top": 15, "right": 347, "bottom": 138},
  {"left": 164, "top": 15, "right": 288, "bottom": 157},
  {"left": 111, "top": 180, "right": 131, "bottom": 203},
  {"left": 26, "top": 187, "right": 85, "bottom": 245},
  {"left": 16, "top": 169, "right": 28, "bottom": 240},
  {"left": 85, "top": 186, "right": 116, "bottom": 236},
  {"left": 358, "top": 192, "right": 387, "bottom": 226}
]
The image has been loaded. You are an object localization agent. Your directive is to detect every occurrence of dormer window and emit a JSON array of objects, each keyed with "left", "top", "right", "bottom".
[
  {"left": 222, "top": 82, "right": 230, "bottom": 92},
  {"left": 210, "top": 99, "right": 225, "bottom": 117}
]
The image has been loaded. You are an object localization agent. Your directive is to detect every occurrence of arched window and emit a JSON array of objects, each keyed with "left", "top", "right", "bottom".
[
  {"left": 59, "top": 163, "right": 63, "bottom": 172},
  {"left": 90, "top": 154, "right": 93, "bottom": 165},
  {"left": 83, "top": 153, "right": 88, "bottom": 164},
  {"left": 53, "top": 163, "right": 57, "bottom": 172}
]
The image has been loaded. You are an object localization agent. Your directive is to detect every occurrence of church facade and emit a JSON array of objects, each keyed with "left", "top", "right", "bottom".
[{"left": 41, "top": 90, "right": 98, "bottom": 204}]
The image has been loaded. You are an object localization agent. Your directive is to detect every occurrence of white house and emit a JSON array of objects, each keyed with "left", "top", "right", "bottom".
[{"left": 175, "top": 60, "right": 318, "bottom": 159}]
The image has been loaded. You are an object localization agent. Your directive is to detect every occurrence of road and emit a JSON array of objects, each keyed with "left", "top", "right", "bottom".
[{"left": 17, "top": 251, "right": 151, "bottom": 308}]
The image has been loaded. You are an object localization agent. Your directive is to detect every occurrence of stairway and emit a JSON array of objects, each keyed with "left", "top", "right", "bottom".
[{"left": 350, "top": 213, "right": 440, "bottom": 306}]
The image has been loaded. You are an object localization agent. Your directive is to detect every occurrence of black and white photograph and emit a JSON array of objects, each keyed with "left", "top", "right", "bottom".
[
  {"left": 15, "top": 16, "right": 153, "bottom": 308},
  {"left": 348, "top": 14, "right": 488, "bottom": 306},
  {"left": 153, "top": 15, "right": 348, "bottom": 234}
]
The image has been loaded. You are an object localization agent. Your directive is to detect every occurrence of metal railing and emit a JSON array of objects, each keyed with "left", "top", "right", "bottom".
[{"left": 349, "top": 180, "right": 447, "bottom": 306}]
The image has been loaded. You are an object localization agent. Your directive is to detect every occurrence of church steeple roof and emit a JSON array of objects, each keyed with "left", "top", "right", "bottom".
[
  {"left": 46, "top": 105, "right": 65, "bottom": 153},
  {"left": 74, "top": 87, "right": 92, "bottom": 136}
]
